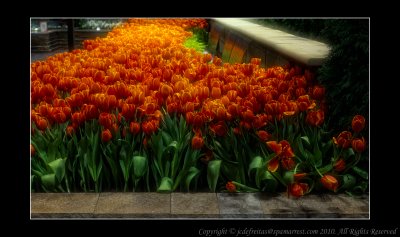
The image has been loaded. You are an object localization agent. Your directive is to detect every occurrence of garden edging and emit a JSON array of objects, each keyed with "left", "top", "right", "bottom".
[{"left": 31, "top": 192, "right": 368, "bottom": 219}]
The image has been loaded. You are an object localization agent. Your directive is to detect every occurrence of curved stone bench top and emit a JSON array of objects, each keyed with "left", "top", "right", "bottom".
[{"left": 212, "top": 18, "right": 331, "bottom": 66}]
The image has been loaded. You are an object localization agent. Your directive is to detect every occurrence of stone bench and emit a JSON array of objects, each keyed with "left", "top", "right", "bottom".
[{"left": 208, "top": 18, "right": 331, "bottom": 68}]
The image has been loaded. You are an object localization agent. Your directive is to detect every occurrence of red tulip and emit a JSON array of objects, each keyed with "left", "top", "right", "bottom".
[
  {"left": 36, "top": 118, "right": 48, "bottom": 131},
  {"left": 294, "top": 173, "right": 307, "bottom": 181},
  {"left": 312, "top": 85, "right": 325, "bottom": 100},
  {"left": 66, "top": 125, "right": 75, "bottom": 137},
  {"left": 209, "top": 121, "right": 228, "bottom": 137},
  {"left": 267, "top": 140, "right": 295, "bottom": 172},
  {"left": 281, "top": 157, "right": 295, "bottom": 170},
  {"left": 191, "top": 135, "right": 204, "bottom": 150},
  {"left": 226, "top": 181, "right": 236, "bottom": 192},
  {"left": 266, "top": 141, "right": 282, "bottom": 155},
  {"left": 306, "top": 109, "right": 324, "bottom": 127},
  {"left": 321, "top": 174, "right": 339, "bottom": 192},
  {"left": 267, "top": 157, "right": 280, "bottom": 172},
  {"left": 101, "top": 129, "right": 112, "bottom": 142},
  {"left": 334, "top": 159, "right": 346, "bottom": 172},
  {"left": 352, "top": 137, "right": 366, "bottom": 153},
  {"left": 98, "top": 113, "right": 114, "bottom": 129},
  {"left": 31, "top": 144, "right": 35, "bottom": 157},
  {"left": 257, "top": 130, "right": 270, "bottom": 142},
  {"left": 352, "top": 115, "right": 366, "bottom": 133},
  {"left": 289, "top": 183, "right": 309, "bottom": 198},
  {"left": 129, "top": 122, "right": 141, "bottom": 135},
  {"left": 333, "top": 131, "right": 352, "bottom": 149}
]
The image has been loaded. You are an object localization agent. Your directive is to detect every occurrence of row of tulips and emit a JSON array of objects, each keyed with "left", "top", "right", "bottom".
[{"left": 31, "top": 18, "right": 368, "bottom": 197}]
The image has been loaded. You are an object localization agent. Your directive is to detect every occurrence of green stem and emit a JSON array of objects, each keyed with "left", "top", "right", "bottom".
[
  {"left": 124, "top": 181, "right": 128, "bottom": 192},
  {"left": 314, "top": 165, "right": 324, "bottom": 177},
  {"left": 232, "top": 181, "right": 259, "bottom": 192}
]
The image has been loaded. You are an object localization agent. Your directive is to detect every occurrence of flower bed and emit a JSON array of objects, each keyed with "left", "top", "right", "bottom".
[{"left": 31, "top": 18, "right": 368, "bottom": 197}]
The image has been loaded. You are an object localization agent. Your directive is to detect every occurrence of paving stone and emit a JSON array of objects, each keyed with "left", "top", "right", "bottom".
[
  {"left": 31, "top": 193, "right": 99, "bottom": 218},
  {"left": 294, "top": 194, "right": 342, "bottom": 218},
  {"left": 31, "top": 192, "right": 369, "bottom": 219},
  {"left": 94, "top": 192, "right": 170, "bottom": 218},
  {"left": 260, "top": 193, "right": 306, "bottom": 218},
  {"left": 218, "top": 193, "right": 263, "bottom": 218},
  {"left": 327, "top": 193, "right": 369, "bottom": 218},
  {"left": 171, "top": 193, "right": 219, "bottom": 218}
]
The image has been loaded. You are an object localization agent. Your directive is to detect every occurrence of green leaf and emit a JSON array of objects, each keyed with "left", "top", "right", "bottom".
[
  {"left": 41, "top": 174, "right": 56, "bottom": 190},
  {"left": 344, "top": 147, "right": 355, "bottom": 158},
  {"left": 296, "top": 136, "right": 308, "bottom": 160},
  {"left": 47, "top": 142, "right": 59, "bottom": 162},
  {"left": 161, "top": 131, "right": 173, "bottom": 145},
  {"left": 119, "top": 160, "right": 129, "bottom": 181},
  {"left": 133, "top": 156, "right": 148, "bottom": 178},
  {"left": 317, "top": 164, "right": 333, "bottom": 175},
  {"left": 220, "top": 161, "right": 238, "bottom": 180},
  {"left": 157, "top": 177, "right": 173, "bottom": 193},
  {"left": 282, "top": 170, "right": 294, "bottom": 185},
  {"left": 48, "top": 158, "right": 66, "bottom": 183},
  {"left": 258, "top": 170, "right": 278, "bottom": 192},
  {"left": 352, "top": 166, "right": 368, "bottom": 180},
  {"left": 248, "top": 156, "right": 263, "bottom": 177},
  {"left": 313, "top": 142, "right": 322, "bottom": 167},
  {"left": 119, "top": 145, "right": 127, "bottom": 161},
  {"left": 340, "top": 174, "right": 356, "bottom": 190},
  {"left": 352, "top": 181, "right": 368, "bottom": 194},
  {"left": 185, "top": 167, "right": 200, "bottom": 191},
  {"left": 300, "top": 136, "right": 311, "bottom": 147},
  {"left": 207, "top": 160, "right": 221, "bottom": 192}
]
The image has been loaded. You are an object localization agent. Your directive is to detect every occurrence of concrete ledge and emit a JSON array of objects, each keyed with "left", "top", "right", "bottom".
[
  {"left": 209, "top": 18, "right": 330, "bottom": 67},
  {"left": 31, "top": 192, "right": 368, "bottom": 219}
]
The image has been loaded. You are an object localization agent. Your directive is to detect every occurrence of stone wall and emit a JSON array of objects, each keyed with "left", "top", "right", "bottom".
[
  {"left": 207, "top": 19, "right": 330, "bottom": 69},
  {"left": 31, "top": 30, "right": 110, "bottom": 52}
]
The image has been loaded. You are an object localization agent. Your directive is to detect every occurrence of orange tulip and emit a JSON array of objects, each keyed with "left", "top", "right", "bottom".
[
  {"left": 320, "top": 174, "right": 339, "bottom": 192},
  {"left": 211, "top": 87, "right": 221, "bottom": 99},
  {"left": 352, "top": 115, "right": 366, "bottom": 133},
  {"left": 160, "top": 84, "right": 173, "bottom": 98},
  {"left": 352, "top": 137, "right": 366, "bottom": 153}
]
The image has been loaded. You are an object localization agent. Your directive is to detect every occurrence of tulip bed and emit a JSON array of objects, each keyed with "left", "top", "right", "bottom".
[{"left": 31, "top": 18, "right": 368, "bottom": 197}]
